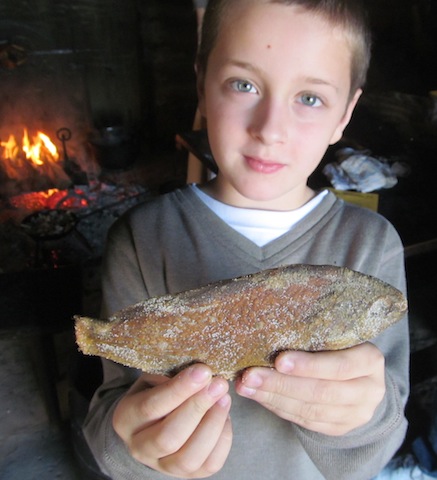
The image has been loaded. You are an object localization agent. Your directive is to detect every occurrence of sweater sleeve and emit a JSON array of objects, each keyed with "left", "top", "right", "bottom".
[
  {"left": 83, "top": 360, "right": 181, "bottom": 480},
  {"left": 293, "top": 337, "right": 408, "bottom": 480},
  {"left": 292, "top": 218, "right": 410, "bottom": 480}
]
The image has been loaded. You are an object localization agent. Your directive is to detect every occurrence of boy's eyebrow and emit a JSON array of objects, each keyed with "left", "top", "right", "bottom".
[
  {"left": 226, "top": 59, "right": 261, "bottom": 74},
  {"left": 225, "top": 59, "right": 340, "bottom": 92},
  {"left": 304, "top": 77, "right": 340, "bottom": 93}
]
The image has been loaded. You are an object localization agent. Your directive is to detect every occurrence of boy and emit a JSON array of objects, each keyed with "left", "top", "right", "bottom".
[{"left": 83, "top": 1, "right": 409, "bottom": 478}]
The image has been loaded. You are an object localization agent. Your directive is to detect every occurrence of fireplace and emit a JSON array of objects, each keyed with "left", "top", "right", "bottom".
[
  {"left": 0, "top": 0, "right": 201, "bottom": 272},
  {"left": 0, "top": 2, "right": 199, "bottom": 433},
  {"left": 0, "top": 0, "right": 160, "bottom": 274},
  {"left": 0, "top": 2, "right": 202, "bottom": 346}
]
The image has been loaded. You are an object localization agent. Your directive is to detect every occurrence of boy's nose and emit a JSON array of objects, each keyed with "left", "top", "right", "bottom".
[{"left": 248, "top": 97, "right": 289, "bottom": 145}]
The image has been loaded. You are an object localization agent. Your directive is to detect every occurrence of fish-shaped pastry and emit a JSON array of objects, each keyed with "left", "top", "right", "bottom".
[{"left": 75, "top": 264, "right": 407, "bottom": 380}]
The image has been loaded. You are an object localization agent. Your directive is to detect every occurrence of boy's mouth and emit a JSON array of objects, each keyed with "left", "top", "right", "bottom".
[{"left": 244, "top": 155, "right": 285, "bottom": 174}]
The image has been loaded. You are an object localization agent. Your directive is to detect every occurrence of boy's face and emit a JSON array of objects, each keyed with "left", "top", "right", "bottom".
[{"left": 198, "top": 1, "right": 361, "bottom": 210}]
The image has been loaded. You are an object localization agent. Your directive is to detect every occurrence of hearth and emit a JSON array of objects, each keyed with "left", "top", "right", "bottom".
[{"left": 0, "top": 93, "right": 150, "bottom": 272}]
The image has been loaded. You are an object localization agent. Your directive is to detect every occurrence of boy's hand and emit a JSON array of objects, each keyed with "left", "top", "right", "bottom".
[
  {"left": 235, "top": 342, "right": 385, "bottom": 436},
  {"left": 113, "top": 364, "right": 232, "bottom": 478}
]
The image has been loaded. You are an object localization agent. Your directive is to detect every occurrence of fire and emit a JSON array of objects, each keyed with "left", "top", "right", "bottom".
[
  {"left": 9, "top": 187, "right": 89, "bottom": 211},
  {"left": 0, "top": 128, "right": 71, "bottom": 194},
  {"left": 0, "top": 134, "right": 25, "bottom": 180},
  {"left": 1, "top": 129, "right": 60, "bottom": 168},
  {"left": 1, "top": 134, "right": 19, "bottom": 159}
]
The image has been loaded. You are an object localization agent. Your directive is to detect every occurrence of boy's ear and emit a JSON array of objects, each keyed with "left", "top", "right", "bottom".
[{"left": 329, "top": 89, "right": 362, "bottom": 145}]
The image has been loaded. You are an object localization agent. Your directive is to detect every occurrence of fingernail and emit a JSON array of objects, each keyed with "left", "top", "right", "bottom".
[
  {"left": 239, "top": 386, "right": 256, "bottom": 397},
  {"left": 188, "top": 365, "right": 211, "bottom": 384},
  {"left": 217, "top": 393, "right": 231, "bottom": 408},
  {"left": 208, "top": 379, "right": 226, "bottom": 397},
  {"left": 243, "top": 372, "right": 263, "bottom": 389},
  {"left": 278, "top": 355, "right": 295, "bottom": 374}
]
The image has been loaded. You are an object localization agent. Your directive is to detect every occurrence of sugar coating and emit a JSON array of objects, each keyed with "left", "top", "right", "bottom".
[{"left": 75, "top": 264, "right": 407, "bottom": 379}]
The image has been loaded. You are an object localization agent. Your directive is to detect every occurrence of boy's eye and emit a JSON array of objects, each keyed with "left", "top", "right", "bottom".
[
  {"left": 299, "top": 93, "right": 322, "bottom": 107},
  {"left": 231, "top": 80, "right": 257, "bottom": 94}
]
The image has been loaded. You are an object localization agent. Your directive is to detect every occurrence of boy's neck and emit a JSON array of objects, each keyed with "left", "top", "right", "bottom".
[{"left": 199, "top": 178, "right": 317, "bottom": 212}]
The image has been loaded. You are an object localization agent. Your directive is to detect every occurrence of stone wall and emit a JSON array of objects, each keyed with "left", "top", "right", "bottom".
[{"left": 0, "top": 0, "right": 198, "bottom": 159}]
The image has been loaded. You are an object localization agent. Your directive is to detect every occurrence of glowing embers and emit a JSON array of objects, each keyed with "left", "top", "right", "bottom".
[{"left": 8, "top": 188, "right": 89, "bottom": 212}]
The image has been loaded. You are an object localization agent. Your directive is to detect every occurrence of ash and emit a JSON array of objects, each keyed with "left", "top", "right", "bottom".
[{"left": 73, "top": 182, "right": 152, "bottom": 258}]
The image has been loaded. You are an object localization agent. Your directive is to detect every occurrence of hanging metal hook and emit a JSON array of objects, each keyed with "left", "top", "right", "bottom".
[{"left": 57, "top": 127, "right": 72, "bottom": 163}]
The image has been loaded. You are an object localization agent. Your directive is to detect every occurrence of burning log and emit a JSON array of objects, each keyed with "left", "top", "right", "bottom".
[{"left": 0, "top": 129, "right": 72, "bottom": 196}]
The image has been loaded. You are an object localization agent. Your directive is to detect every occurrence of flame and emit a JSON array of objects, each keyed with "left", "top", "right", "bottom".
[
  {"left": 1, "top": 129, "right": 60, "bottom": 167},
  {"left": 22, "top": 129, "right": 59, "bottom": 166},
  {"left": 0, "top": 134, "right": 26, "bottom": 179},
  {"left": 0, "top": 128, "right": 69, "bottom": 191},
  {"left": 1, "top": 134, "right": 20, "bottom": 159}
]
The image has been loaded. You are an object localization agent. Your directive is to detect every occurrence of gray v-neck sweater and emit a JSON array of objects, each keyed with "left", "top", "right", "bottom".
[{"left": 84, "top": 187, "right": 409, "bottom": 480}]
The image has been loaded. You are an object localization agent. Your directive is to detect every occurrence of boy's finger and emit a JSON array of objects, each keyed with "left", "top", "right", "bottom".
[
  {"left": 157, "top": 393, "right": 232, "bottom": 477},
  {"left": 130, "top": 378, "right": 230, "bottom": 463},
  {"left": 239, "top": 367, "right": 377, "bottom": 407},
  {"left": 274, "top": 342, "right": 384, "bottom": 380},
  {"left": 114, "top": 364, "right": 213, "bottom": 437},
  {"left": 133, "top": 364, "right": 214, "bottom": 420},
  {"left": 127, "top": 373, "right": 170, "bottom": 395}
]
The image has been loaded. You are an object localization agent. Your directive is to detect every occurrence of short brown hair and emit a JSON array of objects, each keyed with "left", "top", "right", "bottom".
[{"left": 196, "top": 0, "right": 372, "bottom": 96}]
